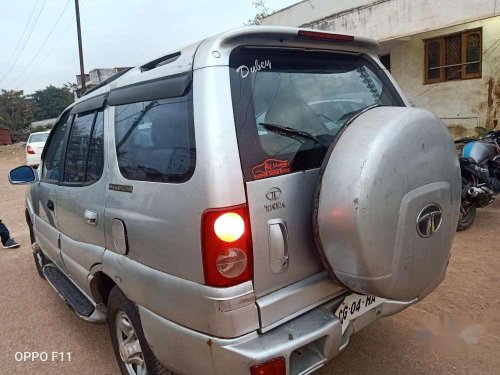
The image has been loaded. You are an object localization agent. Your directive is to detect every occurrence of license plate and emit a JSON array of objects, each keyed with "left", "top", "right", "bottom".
[{"left": 335, "top": 293, "right": 385, "bottom": 334}]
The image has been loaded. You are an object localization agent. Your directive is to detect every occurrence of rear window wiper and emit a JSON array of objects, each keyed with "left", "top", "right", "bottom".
[
  {"left": 337, "top": 103, "right": 383, "bottom": 123},
  {"left": 259, "top": 123, "right": 329, "bottom": 148}
]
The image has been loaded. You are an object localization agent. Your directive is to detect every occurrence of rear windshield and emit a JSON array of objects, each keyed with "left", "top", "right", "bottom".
[
  {"left": 28, "top": 133, "right": 49, "bottom": 143},
  {"left": 229, "top": 48, "right": 404, "bottom": 181}
]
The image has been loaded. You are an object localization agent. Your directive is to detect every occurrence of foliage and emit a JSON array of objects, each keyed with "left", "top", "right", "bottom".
[
  {"left": 64, "top": 82, "right": 78, "bottom": 92},
  {"left": 245, "top": 0, "right": 272, "bottom": 25},
  {"left": 0, "top": 85, "right": 72, "bottom": 142},
  {"left": 0, "top": 89, "right": 33, "bottom": 141},
  {"left": 30, "top": 85, "right": 74, "bottom": 121}
]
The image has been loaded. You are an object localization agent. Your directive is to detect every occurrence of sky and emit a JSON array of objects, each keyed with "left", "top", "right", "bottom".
[{"left": 0, "top": 0, "right": 297, "bottom": 95}]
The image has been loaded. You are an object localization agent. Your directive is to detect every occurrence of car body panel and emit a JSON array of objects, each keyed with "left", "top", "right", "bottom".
[
  {"left": 26, "top": 131, "right": 50, "bottom": 167},
  {"left": 101, "top": 250, "right": 259, "bottom": 338},
  {"left": 139, "top": 293, "right": 415, "bottom": 375},
  {"left": 56, "top": 111, "right": 108, "bottom": 293}
]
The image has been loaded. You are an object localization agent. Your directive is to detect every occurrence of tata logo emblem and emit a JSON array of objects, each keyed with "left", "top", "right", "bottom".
[
  {"left": 266, "top": 187, "right": 282, "bottom": 201},
  {"left": 416, "top": 203, "right": 443, "bottom": 238}
]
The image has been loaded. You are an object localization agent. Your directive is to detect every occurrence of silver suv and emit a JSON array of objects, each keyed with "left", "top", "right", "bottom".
[{"left": 9, "top": 27, "right": 460, "bottom": 375}]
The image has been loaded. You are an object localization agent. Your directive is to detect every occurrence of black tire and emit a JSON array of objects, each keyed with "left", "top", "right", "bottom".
[
  {"left": 457, "top": 206, "right": 476, "bottom": 231},
  {"left": 26, "top": 212, "right": 47, "bottom": 279},
  {"left": 107, "top": 286, "right": 172, "bottom": 375},
  {"left": 27, "top": 218, "right": 36, "bottom": 245},
  {"left": 33, "top": 249, "right": 48, "bottom": 279}
]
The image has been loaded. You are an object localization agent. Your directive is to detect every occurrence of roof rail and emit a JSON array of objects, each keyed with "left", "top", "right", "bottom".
[
  {"left": 83, "top": 67, "right": 132, "bottom": 97},
  {"left": 140, "top": 52, "right": 181, "bottom": 72}
]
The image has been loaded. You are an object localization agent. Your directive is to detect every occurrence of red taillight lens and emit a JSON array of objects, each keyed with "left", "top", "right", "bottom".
[
  {"left": 251, "top": 358, "right": 286, "bottom": 375},
  {"left": 26, "top": 145, "right": 35, "bottom": 154},
  {"left": 298, "top": 30, "right": 354, "bottom": 42},
  {"left": 201, "top": 204, "right": 253, "bottom": 287}
]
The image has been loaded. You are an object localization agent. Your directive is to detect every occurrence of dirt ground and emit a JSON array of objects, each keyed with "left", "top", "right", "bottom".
[{"left": 0, "top": 144, "right": 499, "bottom": 375}]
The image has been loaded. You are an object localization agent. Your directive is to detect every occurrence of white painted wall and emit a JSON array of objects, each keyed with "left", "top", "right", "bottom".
[
  {"left": 263, "top": 0, "right": 372, "bottom": 28},
  {"left": 386, "top": 17, "right": 500, "bottom": 137},
  {"left": 263, "top": 0, "right": 499, "bottom": 42}
]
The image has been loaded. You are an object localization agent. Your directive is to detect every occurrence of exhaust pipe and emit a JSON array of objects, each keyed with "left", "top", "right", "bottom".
[
  {"left": 467, "top": 186, "right": 495, "bottom": 207},
  {"left": 468, "top": 187, "right": 483, "bottom": 197}
]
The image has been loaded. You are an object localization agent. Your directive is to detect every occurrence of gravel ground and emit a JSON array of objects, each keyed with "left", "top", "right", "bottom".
[{"left": 0, "top": 145, "right": 499, "bottom": 374}]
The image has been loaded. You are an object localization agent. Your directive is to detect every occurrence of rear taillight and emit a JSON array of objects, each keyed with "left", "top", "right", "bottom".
[
  {"left": 201, "top": 204, "right": 253, "bottom": 287},
  {"left": 251, "top": 358, "right": 286, "bottom": 375},
  {"left": 298, "top": 30, "right": 354, "bottom": 42},
  {"left": 26, "top": 145, "right": 35, "bottom": 154}
]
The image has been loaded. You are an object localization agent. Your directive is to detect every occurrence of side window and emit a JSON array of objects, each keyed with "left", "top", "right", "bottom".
[
  {"left": 63, "top": 112, "right": 95, "bottom": 183},
  {"left": 87, "top": 111, "right": 105, "bottom": 182},
  {"left": 425, "top": 40, "right": 442, "bottom": 83},
  {"left": 379, "top": 54, "right": 391, "bottom": 72},
  {"left": 114, "top": 94, "right": 195, "bottom": 183},
  {"left": 42, "top": 113, "right": 72, "bottom": 182},
  {"left": 463, "top": 29, "right": 481, "bottom": 78}
]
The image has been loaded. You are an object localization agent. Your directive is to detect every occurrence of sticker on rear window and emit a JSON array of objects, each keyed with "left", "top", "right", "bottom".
[
  {"left": 236, "top": 59, "right": 272, "bottom": 78},
  {"left": 252, "top": 158, "right": 290, "bottom": 180}
]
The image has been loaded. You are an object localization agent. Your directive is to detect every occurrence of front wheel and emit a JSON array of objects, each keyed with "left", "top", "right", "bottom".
[
  {"left": 107, "top": 286, "right": 173, "bottom": 375},
  {"left": 457, "top": 206, "right": 476, "bottom": 231}
]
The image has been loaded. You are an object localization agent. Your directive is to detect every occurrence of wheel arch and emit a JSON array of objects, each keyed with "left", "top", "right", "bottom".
[
  {"left": 89, "top": 267, "right": 117, "bottom": 306},
  {"left": 25, "top": 208, "right": 37, "bottom": 245}
]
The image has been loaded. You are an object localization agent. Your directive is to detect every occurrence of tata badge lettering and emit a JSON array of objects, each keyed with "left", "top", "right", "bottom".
[{"left": 9, "top": 27, "right": 460, "bottom": 375}]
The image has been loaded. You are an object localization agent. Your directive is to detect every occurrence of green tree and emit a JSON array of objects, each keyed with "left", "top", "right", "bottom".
[
  {"left": 30, "top": 85, "right": 74, "bottom": 121},
  {"left": 245, "top": 0, "right": 272, "bottom": 25},
  {"left": 0, "top": 89, "right": 33, "bottom": 141}
]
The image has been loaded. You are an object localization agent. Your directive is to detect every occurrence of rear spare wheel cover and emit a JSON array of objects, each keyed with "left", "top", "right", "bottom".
[{"left": 313, "top": 107, "right": 461, "bottom": 301}]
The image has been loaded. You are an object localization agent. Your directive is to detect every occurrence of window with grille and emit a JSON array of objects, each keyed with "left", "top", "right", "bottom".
[
  {"left": 424, "top": 28, "right": 482, "bottom": 84},
  {"left": 380, "top": 54, "right": 391, "bottom": 72}
]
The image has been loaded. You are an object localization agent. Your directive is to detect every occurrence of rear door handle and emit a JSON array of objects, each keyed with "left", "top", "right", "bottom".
[
  {"left": 268, "top": 219, "right": 289, "bottom": 274},
  {"left": 84, "top": 209, "right": 98, "bottom": 226},
  {"left": 47, "top": 199, "right": 54, "bottom": 211}
]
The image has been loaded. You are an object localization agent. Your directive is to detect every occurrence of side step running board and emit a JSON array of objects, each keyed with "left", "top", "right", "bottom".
[{"left": 43, "top": 264, "right": 106, "bottom": 323}]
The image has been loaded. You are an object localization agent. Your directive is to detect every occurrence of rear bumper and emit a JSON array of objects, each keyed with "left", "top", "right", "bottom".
[
  {"left": 140, "top": 293, "right": 416, "bottom": 375},
  {"left": 26, "top": 154, "right": 41, "bottom": 167}
]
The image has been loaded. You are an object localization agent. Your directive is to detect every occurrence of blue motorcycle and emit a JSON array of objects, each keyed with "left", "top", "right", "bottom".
[{"left": 456, "top": 130, "right": 500, "bottom": 231}]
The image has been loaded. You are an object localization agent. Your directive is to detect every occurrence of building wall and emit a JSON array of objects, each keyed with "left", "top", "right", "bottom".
[
  {"left": 0, "top": 128, "right": 12, "bottom": 145},
  {"left": 263, "top": 0, "right": 500, "bottom": 41},
  {"left": 263, "top": 0, "right": 373, "bottom": 28},
  {"left": 382, "top": 17, "right": 499, "bottom": 137},
  {"left": 30, "top": 118, "right": 57, "bottom": 131}
]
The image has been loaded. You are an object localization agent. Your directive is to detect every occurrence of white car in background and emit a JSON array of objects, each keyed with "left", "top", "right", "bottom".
[{"left": 26, "top": 130, "right": 50, "bottom": 168}]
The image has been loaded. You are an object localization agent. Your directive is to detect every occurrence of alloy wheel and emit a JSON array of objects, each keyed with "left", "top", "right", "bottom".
[{"left": 115, "top": 310, "right": 147, "bottom": 375}]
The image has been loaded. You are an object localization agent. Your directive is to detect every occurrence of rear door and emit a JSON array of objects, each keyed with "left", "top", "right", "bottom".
[
  {"left": 56, "top": 110, "right": 107, "bottom": 294},
  {"left": 229, "top": 48, "right": 405, "bottom": 300}
]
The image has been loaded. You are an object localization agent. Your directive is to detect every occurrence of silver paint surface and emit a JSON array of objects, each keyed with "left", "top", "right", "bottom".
[{"left": 316, "top": 107, "right": 461, "bottom": 300}]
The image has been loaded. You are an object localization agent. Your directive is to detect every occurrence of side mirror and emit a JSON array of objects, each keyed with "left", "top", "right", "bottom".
[{"left": 9, "top": 165, "right": 37, "bottom": 185}]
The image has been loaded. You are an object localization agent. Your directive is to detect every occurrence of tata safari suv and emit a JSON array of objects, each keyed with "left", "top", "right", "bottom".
[{"left": 9, "top": 27, "right": 461, "bottom": 375}]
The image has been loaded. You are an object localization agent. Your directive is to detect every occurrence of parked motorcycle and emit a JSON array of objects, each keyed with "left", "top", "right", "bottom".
[{"left": 455, "top": 130, "right": 500, "bottom": 231}]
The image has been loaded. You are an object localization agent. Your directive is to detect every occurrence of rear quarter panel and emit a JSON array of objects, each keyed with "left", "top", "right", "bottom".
[{"left": 103, "top": 67, "right": 247, "bottom": 284}]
